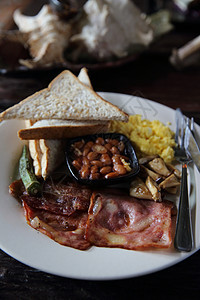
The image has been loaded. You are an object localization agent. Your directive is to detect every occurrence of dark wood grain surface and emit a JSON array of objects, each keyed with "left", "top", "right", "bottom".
[{"left": 0, "top": 14, "right": 200, "bottom": 300}]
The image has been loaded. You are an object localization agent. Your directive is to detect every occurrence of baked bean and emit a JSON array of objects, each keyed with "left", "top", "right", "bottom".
[
  {"left": 89, "top": 173, "right": 100, "bottom": 180},
  {"left": 73, "top": 148, "right": 82, "bottom": 157},
  {"left": 91, "top": 160, "right": 103, "bottom": 168},
  {"left": 111, "top": 139, "right": 120, "bottom": 146},
  {"left": 87, "top": 151, "right": 99, "bottom": 160},
  {"left": 113, "top": 164, "right": 127, "bottom": 175},
  {"left": 85, "top": 141, "right": 94, "bottom": 148},
  {"left": 105, "top": 138, "right": 119, "bottom": 146},
  {"left": 95, "top": 137, "right": 105, "bottom": 145},
  {"left": 105, "top": 172, "right": 119, "bottom": 179},
  {"left": 100, "top": 153, "right": 112, "bottom": 166},
  {"left": 105, "top": 138, "right": 111, "bottom": 143},
  {"left": 71, "top": 137, "right": 131, "bottom": 180},
  {"left": 112, "top": 155, "right": 122, "bottom": 165},
  {"left": 110, "top": 146, "right": 120, "bottom": 155},
  {"left": 105, "top": 143, "right": 112, "bottom": 150},
  {"left": 100, "top": 166, "right": 112, "bottom": 175},
  {"left": 91, "top": 165, "right": 98, "bottom": 174},
  {"left": 92, "top": 144, "right": 107, "bottom": 154},
  {"left": 72, "top": 159, "right": 82, "bottom": 170},
  {"left": 82, "top": 157, "right": 90, "bottom": 166},
  {"left": 74, "top": 140, "right": 85, "bottom": 149},
  {"left": 80, "top": 165, "right": 90, "bottom": 179},
  {"left": 82, "top": 147, "right": 90, "bottom": 157}
]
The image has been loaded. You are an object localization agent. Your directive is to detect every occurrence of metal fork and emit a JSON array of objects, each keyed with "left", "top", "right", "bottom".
[{"left": 174, "top": 113, "right": 193, "bottom": 252}]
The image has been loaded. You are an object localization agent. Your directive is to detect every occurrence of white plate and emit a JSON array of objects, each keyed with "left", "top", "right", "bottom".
[{"left": 0, "top": 92, "right": 200, "bottom": 280}]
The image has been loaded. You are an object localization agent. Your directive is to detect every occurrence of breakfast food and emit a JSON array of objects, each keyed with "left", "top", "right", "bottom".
[
  {"left": 71, "top": 136, "right": 132, "bottom": 180},
  {"left": 18, "top": 120, "right": 110, "bottom": 140},
  {"left": 10, "top": 140, "right": 178, "bottom": 251},
  {"left": 111, "top": 114, "right": 176, "bottom": 163},
  {"left": 0, "top": 70, "right": 128, "bottom": 122},
  {"left": 19, "top": 145, "right": 42, "bottom": 196},
  {"left": 9, "top": 179, "right": 175, "bottom": 250},
  {"left": 1, "top": 67, "right": 127, "bottom": 179},
  {"left": 86, "top": 191, "right": 174, "bottom": 250},
  {"left": 130, "top": 156, "right": 181, "bottom": 202},
  {"left": 10, "top": 179, "right": 92, "bottom": 250},
  {"left": 38, "top": 139, "right": 65, "bottom": 180},
  {"left": 17, "top": 68, "right": 110, "bottom": 140},
  {"left": 22, "top": 68, "right": 109, "bottom": 179},
  {"left": 5, "top": 68, "right": 178, "bottom": 252}
]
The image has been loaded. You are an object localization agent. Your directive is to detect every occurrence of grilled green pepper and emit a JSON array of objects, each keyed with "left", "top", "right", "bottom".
[{"left": 19, "top": 145, "right": 42, "bottom": 195}]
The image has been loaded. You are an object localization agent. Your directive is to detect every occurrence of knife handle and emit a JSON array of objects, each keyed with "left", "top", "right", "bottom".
[{"left": 174, "top": 164, "right": 193, "bottom": 252}]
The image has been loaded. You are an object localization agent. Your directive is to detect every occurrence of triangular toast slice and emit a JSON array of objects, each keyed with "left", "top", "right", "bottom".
[
  {"left": 0, "top": 70, "right": 128, "bottom": 122},
  {"left": 18, "top": 68, "right": 110, "bottom": 140}
]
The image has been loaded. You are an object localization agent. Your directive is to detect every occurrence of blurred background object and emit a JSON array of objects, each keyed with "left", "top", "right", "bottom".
[
  {"left": 173, "top": 0, "right": 200, "bottom": 20},
  {"left": 0, "top": 0, "right": 32, "bottom": 30},
  {"left": 0, "top": 0, "right": 51, "bottom": 30},
  {"left": 135, "top": 0, "right": 200, "bottom": 22},
  {"left": 170, "top": 34, "right": 200, "bottom": 68},
  {"left": 0, "top": 0, "right": 174, "bottom": 72},
  {"left": 0, "top": 0, "right": 200, "bottom": 73},
  {"left": 49, "top": 0, "right": 87, "bottom": 20}
]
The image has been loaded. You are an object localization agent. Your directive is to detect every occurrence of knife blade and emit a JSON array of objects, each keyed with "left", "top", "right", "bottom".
[
  {"left": 190, "top": 117, "right": 200, "bottom": 151},
  {"left": 184, "top": 123, "right": 200, "bottom": 173},
  {"left": 175, "top": 108, "right": 183, "bottom": 144}
]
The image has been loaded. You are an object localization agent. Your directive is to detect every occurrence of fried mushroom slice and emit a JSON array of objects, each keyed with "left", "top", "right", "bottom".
[
  {"left": 139, "top": 165, "right": 163, "bottom": 183},
  {"left": 166, "top": 163, "right": 181, "bottom": 179},
  {"left": 159, "top": 174, "right": 180, "bottom": 190},
  {"left": 145, "top": 176, "right": 162, "bottom": 202},
  {"left": 130, "top": 177, "right": 152, "bottom": 200},
  {"left": 138, "top": 155, "right": 159, "bottom": 165},
  {"left": 148, "top": 157, "right": 171, "bottom": 177}
]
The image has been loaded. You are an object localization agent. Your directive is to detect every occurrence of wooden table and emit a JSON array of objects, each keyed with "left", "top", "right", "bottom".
[{"left": 0, "top": 21, "right": 200, "bottom": 299}]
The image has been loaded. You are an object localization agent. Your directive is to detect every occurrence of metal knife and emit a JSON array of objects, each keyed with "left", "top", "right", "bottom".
[
  {"left": 184, "top": 122, "right": 200, "bottom": 173},
  {"left": 175, "top": 108, "right": 183, "bottom": 144}
]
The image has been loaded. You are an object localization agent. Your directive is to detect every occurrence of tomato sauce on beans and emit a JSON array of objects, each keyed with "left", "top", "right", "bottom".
[{"left": 71, "top": 137, "right": 131, "bottom": 180}]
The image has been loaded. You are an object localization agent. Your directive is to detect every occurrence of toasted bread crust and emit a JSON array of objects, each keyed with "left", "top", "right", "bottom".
[{"left": 18, "top": 122, "right": 110, "bottom": 140}]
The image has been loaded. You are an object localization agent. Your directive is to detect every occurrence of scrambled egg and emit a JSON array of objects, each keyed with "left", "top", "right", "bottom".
[{"left": 110, "top": 115, "right": 176, "bottom": 163}]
